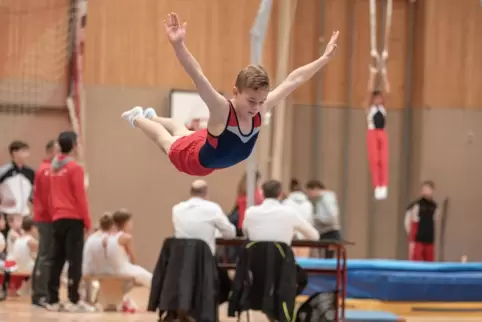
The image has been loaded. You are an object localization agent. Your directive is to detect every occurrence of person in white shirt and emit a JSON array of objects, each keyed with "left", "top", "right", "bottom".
[
  {"left": 5, "top": 216, "right": 38, "bottom": 298},
  {"left": 172, "top": 180, "right": 236, "bottom": 254},
  {"left": 284, "top": 178, "right": 314, "bottom": 257},
  {"left": 82, "top": 214, "right": 114, "bottom": 276},
  {"left": 243, "top": 180, "right": 319, "bottom": 245},
  {"left": 305, "top": 180, "right": 341, "bottom": 259},
  {"left": 105, "top": 210, "right": 152, "bottom": 289},
  {"left": 243, "top": 179, "right": 318, "bottom": 295},
  {"left": 11, "top": 216, "right": 38, "bottom": 274}
]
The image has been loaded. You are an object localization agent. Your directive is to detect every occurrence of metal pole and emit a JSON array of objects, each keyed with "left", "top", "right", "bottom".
[
  {"left": 270, "top": 0, "right": 297, "bottom": 181},
  {"left": 247, "top": 0, "right": 273, "bottom": 207},
  {"left": 340, "top": 0, "right": 356, "bottom": 236},
  {"left": 313, "top": 0, "right": 326, "bottom": 179},
  {"left": 397, "top": 0, "right": 416, "bottom": 259},
  {"left": 367, "top": 0, "right": 387, "bottom": 258}
]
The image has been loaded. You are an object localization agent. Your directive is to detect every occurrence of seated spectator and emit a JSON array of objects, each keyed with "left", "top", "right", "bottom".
[
  {"left": 106, "top": 209, "right": 152, "bottom": 288},
  {"left": 83, "top": 214, "right": 114, "bottom": 275},
  {"left": 306, "top": 180, "right": 341, "bottom": 258},
  {"left": 10, "top": 216, "right": 38, "bottom": 274},
  {"left": 173, "top": 180, "right": 236, "bottom": 254},
  {"left": 284, "top": 179, "right": 313, "bottom": 257},
  {"left": 8, "top": 216, "right": 38, "bottom": 296},
  {"left": 284, "top": 179, "right": 313, "bottom": 227},
  {"left": 243, "top": 180, "right": 318, "bottom": 296},
  {"left": 0, "top": 214, "right": 23, "bottom": 300},
  {"left": 172, "top": 180, "right": 235, "bottom": 304},
  {"left": 243, "top": 180, "right": 319, "bottom": 244}
]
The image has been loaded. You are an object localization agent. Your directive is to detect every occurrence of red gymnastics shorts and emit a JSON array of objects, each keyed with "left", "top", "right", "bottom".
[{"left": 168, "top": 129, "right": 214, "bottom": 177}]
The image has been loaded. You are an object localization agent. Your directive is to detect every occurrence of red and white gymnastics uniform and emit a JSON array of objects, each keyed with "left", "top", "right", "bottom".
[
  {"left": 366, "top": 105, "right": 388, "bottom": 200},
  {"left": 405, "top": 198, "right": 437, "bottom": 262},
  {"left": 169, "top": 101, "right": 262, "bottom": 177}
]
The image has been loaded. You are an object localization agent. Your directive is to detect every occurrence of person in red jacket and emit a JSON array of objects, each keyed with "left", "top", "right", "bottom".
[
  {"left": 47, "top": 131, "right": 93, "bottom": 312},
  {"left": 31, "top": 139, "right": 58, "bottom": 307}
]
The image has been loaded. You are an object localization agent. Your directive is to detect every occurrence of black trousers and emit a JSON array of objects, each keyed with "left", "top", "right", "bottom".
[
  {"left": 31, "top": 222, "right": 53, "bottom": 302},
  {"left": 320, "top": 230, "right": 341, "bottom": 259},
  {"left": 47, "top": 219, "right": 84, "bottom": 304}
]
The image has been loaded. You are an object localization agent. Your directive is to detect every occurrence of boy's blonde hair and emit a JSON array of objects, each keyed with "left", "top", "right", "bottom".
[{"left": 235, "top": 65, "right": 270, "bottom": 92}]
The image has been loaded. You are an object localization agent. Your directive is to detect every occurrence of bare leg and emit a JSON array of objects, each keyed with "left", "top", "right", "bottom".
[
  {"left": 143, "top": 107, "right": 193, "bottom": 137},
  {"left": 134, "top": 118, "right": 176, "bottom": 153},
  {"left": 150, "top": 116, "right": 193, "bottom": 137}
]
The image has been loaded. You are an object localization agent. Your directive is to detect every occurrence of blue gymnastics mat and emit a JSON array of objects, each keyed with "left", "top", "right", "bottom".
[
  {"left": 298, "top": 258, "right": 482, "bottom": 302},
  {"left": 346, "top": 310, "right": 402, "bottom": 322}
]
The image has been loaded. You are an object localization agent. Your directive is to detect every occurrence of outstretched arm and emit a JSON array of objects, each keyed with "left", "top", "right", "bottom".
[
  {"left": 165, "top": 13, "right": 228, "bottom": 119},
  {"left": 263, "top": 31, "right": 339, "bottom": 112}
]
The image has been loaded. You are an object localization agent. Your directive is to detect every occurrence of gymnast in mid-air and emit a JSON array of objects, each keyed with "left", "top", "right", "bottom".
[{"left": 122, "top": 12, "right": 339, "bottom": 176}]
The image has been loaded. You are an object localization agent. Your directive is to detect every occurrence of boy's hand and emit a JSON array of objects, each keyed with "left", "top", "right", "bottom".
[
  {"left": 322, "top": 31, "right": 339, "bottom": 60},
  {"left": 164, "top": 12, "right": 187, "bottom": 45}
]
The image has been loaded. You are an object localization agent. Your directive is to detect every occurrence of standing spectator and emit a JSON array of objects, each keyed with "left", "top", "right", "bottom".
[
  {"left": 306, "top": 180, "right": 341, "bottom": 259},
  {"left": 47, "top": 131, "right": 92, "bottom": 312},
  {"left": 0, "top": 141, "right": 35, "bottom": 241},
  {"left": 31, "top": 139, "right": 58, "bottom": 307},
  {"left": 405, "top": 180, "right": 438, "bottom": 262},
  {"left": 235, "top": 171, "right": 263, "bottom": 236}
]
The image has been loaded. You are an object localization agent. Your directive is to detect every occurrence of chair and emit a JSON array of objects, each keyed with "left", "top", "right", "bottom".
[{"left": 83, "top": 274, "right": 135, "bottom": 311}]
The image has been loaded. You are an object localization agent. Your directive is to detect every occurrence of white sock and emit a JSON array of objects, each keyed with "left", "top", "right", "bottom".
[{"left": 143, "top": 107, "right": 157, "bottom": 120}]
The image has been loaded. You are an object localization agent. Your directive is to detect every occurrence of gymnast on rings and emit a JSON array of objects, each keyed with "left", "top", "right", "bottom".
[{"left": 122, "top": 12, "right": 339, "bottom": 176}]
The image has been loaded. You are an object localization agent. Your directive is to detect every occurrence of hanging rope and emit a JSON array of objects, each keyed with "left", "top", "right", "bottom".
[{"left": 368, "top": 0, "right": 393, "bottom": 93}]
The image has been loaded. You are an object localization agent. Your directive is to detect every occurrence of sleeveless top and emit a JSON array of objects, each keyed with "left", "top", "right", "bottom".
[
  {"left": 106, "top": 231, "right": 130, "bottom": 271},
  {"left": 367, "top": 104, "right": 386, "bottom": 130},
  {"left": 199, "top": 101, "right": 262, "bottom": 169},
  {"left": 11, "top": 235, "right": 35, "bottom": 273},
  {"left": 83, "top": 231, "right": 110, "bottom": 274}
]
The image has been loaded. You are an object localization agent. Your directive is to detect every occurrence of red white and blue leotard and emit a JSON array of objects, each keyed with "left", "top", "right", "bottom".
[{"left": 168, "top": 101, "right": 262, "bottom": 176}]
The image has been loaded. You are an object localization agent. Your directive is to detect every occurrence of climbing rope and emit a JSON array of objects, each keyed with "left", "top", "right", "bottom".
[{"left": 368, "top": 0, "right": 393, "bottom": 93}]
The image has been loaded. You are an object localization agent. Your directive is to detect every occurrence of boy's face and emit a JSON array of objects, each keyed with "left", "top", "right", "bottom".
[
  {"left": 306, "top": 188, "right": 321, "bottom": 200},
  {"left": 12, "top": 148, "right": 30, "bottom": 164},
  {"left": 233, "top": 87, "right": 269, "bottom": 118}
]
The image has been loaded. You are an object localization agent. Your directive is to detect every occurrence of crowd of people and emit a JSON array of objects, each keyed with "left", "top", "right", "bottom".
[
  {"left": 0, "top": 132, "right": 153, "bottom": 312},
  {"left": 0, "top": 130, "right": 439, "bottom": 314}
]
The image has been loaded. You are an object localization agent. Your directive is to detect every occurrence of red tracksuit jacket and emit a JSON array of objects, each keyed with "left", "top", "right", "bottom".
[
  {"left": 49, "top": 155, "right": 91, "bottom": 230},
  {"left": 33, "top": 159, "right": 53, "bottom": 222}
]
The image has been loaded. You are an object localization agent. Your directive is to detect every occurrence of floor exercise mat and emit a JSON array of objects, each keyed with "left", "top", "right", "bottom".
[
  {"left": 297, "top": 258, "right": 482, "bottom": 302},
  {"left": 345, "top": 310, "right": 404, "bottom": 322}
]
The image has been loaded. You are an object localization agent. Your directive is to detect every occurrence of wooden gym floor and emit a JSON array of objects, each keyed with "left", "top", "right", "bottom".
[{"left": 0, "top": 288, "right": 478, "bottom": 322}]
